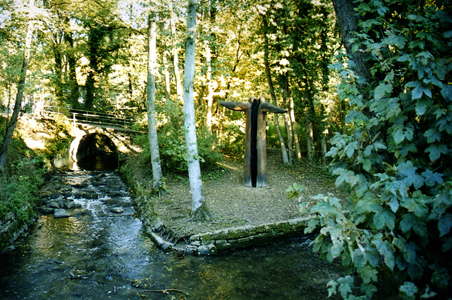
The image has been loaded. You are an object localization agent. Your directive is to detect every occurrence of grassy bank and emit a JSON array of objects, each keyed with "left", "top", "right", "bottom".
[{"left": 0, "top": 118, "right": 47, "bottom": 252}]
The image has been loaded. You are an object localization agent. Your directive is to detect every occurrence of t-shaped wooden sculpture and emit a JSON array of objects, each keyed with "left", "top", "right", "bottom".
[{"left": 220, "top": 98, "right": 286, "bottom": 187}]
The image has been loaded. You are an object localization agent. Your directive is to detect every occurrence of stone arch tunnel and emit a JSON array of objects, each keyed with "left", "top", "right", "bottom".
[{"left": 70, "top": 133, "right": 119, "bottom": 171}]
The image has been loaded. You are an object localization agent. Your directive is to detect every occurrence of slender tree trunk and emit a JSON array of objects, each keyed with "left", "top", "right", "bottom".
[
  {"left": 146, "top": 13, "right": 163, "bottom": 188},
  {"left": 170, "top": 1, "right": 183, "bottom": 101},
  {"left": 52, "top": 42, "right": 64, "bottom": 101},
  {"left": 223, "top": 30, "right": 241, "bottom": 101},
  {"left": 321, "top": 134, "right": 327, "bottom": 164},
  {"left": 127, "top": 72, "right": 133, "bottom": 98},
  {"left": 6, "top": 86, "right": 12, "bottom": 115},
  {"left": 280, "top": 75, "right": 294, "bottom": 163},
  {"left": 332, "top": 0, "right": 370, "bottom": 83},
  {"left": 290, "top": 96, "right": 302, "bottom": 159},
  {"left": 183, "top": 0, "right": 206, "bottom": 217},
  {"left": 283, "top": 115, "right": 293, "bottom": 163},
  {"left": 162, "top": 50, "right": 172, "bottom": 98},
  {"left": 204, "top": 0, "right": 216, "bottom": 132},
  {"left": 204, "top": 39, "right": 214, "bottom": 131},
  {"left": 85, "top": 26, "right": 101, "bottom": 110},
  {"left": 0, "top": 7, "right": 34, "bottom": 172},
  {"left": 300, "top": 77, "right": 320, "bottom": 160},
  {"left": 306, "top": 121, "right": 314, "bottom": 161},
  {"left": 262, "top": 15, "right": 289, "bottom": 165},
  {"left": 85, "top": 71, "right": 95, "bottom": 109},
  {"left": 65, "top": 31, "right": 80, "bottom": 108}
]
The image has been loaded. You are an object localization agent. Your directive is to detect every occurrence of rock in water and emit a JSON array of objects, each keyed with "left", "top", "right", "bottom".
[
  {"left": 110, "top": 207, "right": 124, "bottom": 214},
  {"left": 54, "top": 209, "right": 70, "bottom": 218}
]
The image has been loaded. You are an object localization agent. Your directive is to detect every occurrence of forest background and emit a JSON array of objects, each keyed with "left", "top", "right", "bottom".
[{"left": 0, "top": 0, "right": 450, "bottom": 299}]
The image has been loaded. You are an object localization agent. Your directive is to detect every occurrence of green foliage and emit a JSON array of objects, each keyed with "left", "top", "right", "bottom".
[
  {"left": 0, "top": 158, "right": 45, "bottom": 221},
  {"left": 286, "top": 183, "right": 305, "bottom": 200},
  {"left": 0, "top": 131, "right": 46, "bottom": 251},
  {"left": 41, "top": 115, "right": 73, "bottom": 162},
  {"left": 304, "top": 1, "right": 451, "bottom": 299},
  {"left": 133, "top": 102, "right": 222, "bottom": 174}
]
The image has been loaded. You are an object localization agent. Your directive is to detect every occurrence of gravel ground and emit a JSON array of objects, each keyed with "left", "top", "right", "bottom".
[{"left": 153, "top": 150, "right": 343, "bottom": 239}]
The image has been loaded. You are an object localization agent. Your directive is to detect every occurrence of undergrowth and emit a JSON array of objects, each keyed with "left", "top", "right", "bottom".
[{"left": 0, "top": 121, "right": 47, "bottom": 251}]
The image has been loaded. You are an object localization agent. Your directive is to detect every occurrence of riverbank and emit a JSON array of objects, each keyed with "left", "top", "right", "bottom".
[
  {"left": 121, "top": 150, "right": 343, "bottom": 255},
  {"left": 0, "top": 117, "right": 48, "bottom": 253}
]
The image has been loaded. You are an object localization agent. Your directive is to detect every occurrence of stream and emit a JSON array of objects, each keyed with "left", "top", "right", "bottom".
[{"left": 0, "top": 171, "right": 340, "bottom": 299}]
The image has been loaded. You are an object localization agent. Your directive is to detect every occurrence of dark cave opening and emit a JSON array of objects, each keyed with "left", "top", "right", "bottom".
[{"left": 76, "top": 133, "right": 118, "bottom": 171}]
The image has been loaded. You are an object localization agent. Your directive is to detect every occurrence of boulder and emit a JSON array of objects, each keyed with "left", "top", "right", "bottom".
[
  {"left": 110, "top": 207, "right": 124, "bottom": 214},
  {"left": 54, "top": 209, "right": 70, "bottom": 218},
  {"left": 39, "top": 207, "right": 54, "bottom": 215},
  {"left": 48, "top": 201, "right": 60, "bottom": 209}
]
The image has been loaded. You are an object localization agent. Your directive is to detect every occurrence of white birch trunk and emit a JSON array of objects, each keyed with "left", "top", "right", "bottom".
[
  {"left": 289, "top": 97, "right": 302, "bottom": 160},
  {"left": 183, "top": 0, "right": 204, "bottom": 213},
  {"left": 146, "top": 13, "right": 163, "bottom": 188}
]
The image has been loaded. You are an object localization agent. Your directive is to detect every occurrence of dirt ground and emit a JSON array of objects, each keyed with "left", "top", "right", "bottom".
[{"left": 153, "top": 150, "right": 343, "bottom": 239}]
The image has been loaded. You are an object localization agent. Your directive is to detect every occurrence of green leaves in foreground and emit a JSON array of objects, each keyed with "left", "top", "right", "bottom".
[{"left": 302, "top": 0, "right": 451, "bottom": 299}]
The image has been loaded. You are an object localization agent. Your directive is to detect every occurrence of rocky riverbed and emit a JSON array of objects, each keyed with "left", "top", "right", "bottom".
[{"left": 0, "top": 170, "right": 343, "bottom": 299}]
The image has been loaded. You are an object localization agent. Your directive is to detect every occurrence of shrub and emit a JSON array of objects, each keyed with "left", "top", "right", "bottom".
[
  {"left": 133, "top": 100, "right": 222, "bottom": 174},
  {"left": 303, "top": 1, "right": 451, "bottom": 299}
]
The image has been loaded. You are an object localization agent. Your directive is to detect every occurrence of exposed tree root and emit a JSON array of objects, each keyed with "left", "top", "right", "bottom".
[{"left": 190, "top": 202, "right": 211, "bottom": 222}]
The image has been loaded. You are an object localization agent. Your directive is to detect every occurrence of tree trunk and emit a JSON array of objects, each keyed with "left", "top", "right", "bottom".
[
  {"left": 204, "top": 0, "right": 216, "bottom": 132},
  {"left": 146, "top": 13, "right": 163, "bottom": 188},
  {"left": 332, "top": 0, "right": 370, "bottom": 82},
  {"left": 306, "top": 121, "right": 314, "bottom": 161},
  {"left": 85, "top": 26, "right": 101, "bottom": 110},
  {"left": 52, "top": 42, "right": 64, "bottom": 101},
  {"left": 262, "top": 15, "right": 289, "bottom": 165},
  {"left": 290, "top": 96, "right": 302, "bottom": 160},
  {"left": 170, "top": 1, "right": 183, "bottom": 101},
  {"left": 0, "top": 7, "right": 34, "bottom": 172},
  {"left": 280, "top": 75, "right": 294, "bottom": 163},
  {"left": 204, "top": 38, "right": 214, "bottom": 131},
  {"left": 64, "top": 31, "right": 80, "bottom": 108},
  {"left": 162, "top": 50, "right": 172, "bottom": 98},
  {"left": 183, "top": 0, "right": 206, "bottom": 217}
]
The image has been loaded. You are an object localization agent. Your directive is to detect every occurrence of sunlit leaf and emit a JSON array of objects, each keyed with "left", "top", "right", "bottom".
[
  {"left": 400, "top": 281, "right": 418, "bottom": 297},
  {"left": 374, "top": 82, "right": 392, "bottom": 100}
]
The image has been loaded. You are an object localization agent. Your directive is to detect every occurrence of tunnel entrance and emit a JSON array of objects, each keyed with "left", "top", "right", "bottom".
[{"left": 74, "top": 133, "right": 118, "bottom": 171}]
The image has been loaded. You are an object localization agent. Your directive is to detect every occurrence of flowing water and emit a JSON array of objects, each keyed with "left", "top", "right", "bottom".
[{"left": 0, "top": 171, "right": 341, "bottom": 300}]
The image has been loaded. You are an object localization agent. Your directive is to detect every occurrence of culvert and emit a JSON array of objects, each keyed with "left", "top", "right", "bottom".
[{"left": 70, "top": 133, "right": 118, "bottom": 171}]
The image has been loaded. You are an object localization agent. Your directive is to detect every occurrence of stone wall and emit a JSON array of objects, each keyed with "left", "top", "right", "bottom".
[{"left": 144, "top": 217, "right": 311, "bottom": 255}]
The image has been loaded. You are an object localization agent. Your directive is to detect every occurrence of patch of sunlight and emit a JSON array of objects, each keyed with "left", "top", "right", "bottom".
[{"left": 23, "top": 137, "right": 46, "bottom": 150}]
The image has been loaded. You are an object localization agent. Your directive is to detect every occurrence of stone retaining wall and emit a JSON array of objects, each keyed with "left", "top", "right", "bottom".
[
  {"left": 0, "top": 211, "right": 36, "bottom": 253},
  {"left": 144, "top": 217, "right": 311, "bottom": 255}
]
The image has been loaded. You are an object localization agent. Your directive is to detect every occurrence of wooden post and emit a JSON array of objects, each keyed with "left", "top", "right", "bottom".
[{"left": 220, "top": 97, "right": 286, "bottom": 187}]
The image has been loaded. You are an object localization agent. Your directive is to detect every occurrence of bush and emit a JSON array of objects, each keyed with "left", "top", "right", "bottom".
[
  {"left": 133, "top": 101, "right": 222, "bottom": 174},
  {"left": 304, "top": 1, "right": 451, "bottom": 299},
  {"left": 0, "top": 158, "right": 45, "bottom": 221},
  {"left": 0, "top": 117, "right": 47, "bottom": 251},
  {"left": 0, "top": 156, "right": 45, "bottom": 251}
]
